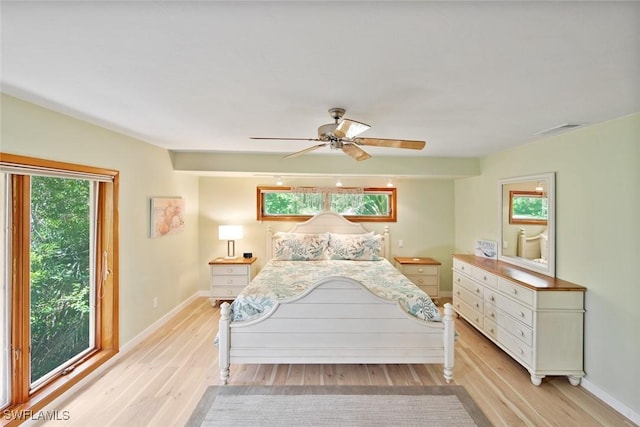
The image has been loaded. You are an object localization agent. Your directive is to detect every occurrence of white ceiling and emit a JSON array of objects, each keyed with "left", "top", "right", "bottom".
[{"left": 1, "top": 1, "right": 639, "bottom": 159}]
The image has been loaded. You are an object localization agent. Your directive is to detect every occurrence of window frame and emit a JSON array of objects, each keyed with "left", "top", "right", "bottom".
[
  {"left": 508, "top": 190, "right": 548, "bottom": 225},
  {"left": 257, "top": 186, "right": 397, "bottom": 222},
  {"left": 1, "top": 153, "right": 119, "bottom": 423}
]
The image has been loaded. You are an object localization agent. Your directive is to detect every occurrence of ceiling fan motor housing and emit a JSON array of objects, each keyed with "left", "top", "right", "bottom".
[{"left": 318, "top": 123, "right": 339, "bottom": 140}]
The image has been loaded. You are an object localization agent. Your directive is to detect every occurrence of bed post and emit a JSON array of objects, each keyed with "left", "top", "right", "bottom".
[
  {"left": 442, "top": 302, "right": 455, "bottom": 383},
  {"left": 219, "top": 302, "right": 231, "bottom": 385}
]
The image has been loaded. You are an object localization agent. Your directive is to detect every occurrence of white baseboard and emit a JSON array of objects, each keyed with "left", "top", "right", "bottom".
[
  {"left": 25, "top": 290, "right": 208, "bottom": 425},
  {"left": 581, "top": 378, "right": 640, "bottom": 425}
]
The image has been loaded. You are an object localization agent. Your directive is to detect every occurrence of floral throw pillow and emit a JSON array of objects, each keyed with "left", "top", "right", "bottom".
[
  {"left": 328, "top": 232, "right": 382, "bottom": 261},
  {"left": 272, "top": 232, "right": 330, "bottom": 261}
]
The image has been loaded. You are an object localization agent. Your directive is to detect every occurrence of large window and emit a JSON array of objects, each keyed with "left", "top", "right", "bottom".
[
  {"left": 0, "top": 154, "right": 118, "bottom": 423},
  {"left": 257, "top": 186, "right": 396, "bottom": 222}
]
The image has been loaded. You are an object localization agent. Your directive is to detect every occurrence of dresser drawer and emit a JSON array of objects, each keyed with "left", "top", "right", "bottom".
[
  {"left": 484, "top": 288, "right": 499, "bottom": 305},
  {"left": 495, "top": 293, "right": 533, "bottom": 327},
  {"left": 407, "top": 274, "right": 438, "bottom": 287},
  {"left": 210, "top": 285, "right": 245, "bottom": 298},
  {"left": 498, "top": 278, "right": 534, "bottom": 306},
  {"left": 453, "top": 297, "right": 483, "bottom": 330},
  {"left": 211, "top": 275, "right": 250, "bottom": 287},
  {"left": 484, "top": 302, "right": 498, "bottom": 323},
  {"left": 472, "top": 267, "right": 498, "bottom": 289},
  {"left": 453, "top": 271, "right": 483, "bottom": 297},
  {"left": 498, "top": 326, "right": 533, "bottom": 366},
  {"left": 495, "top": 309, "right": 533, "bottom": 346},
  {"left": 453, "top": 282, "right": 483, "bottom": 312},
  {"left": 402, "top": 265, "right": 438, "bottom": 276},
  {"left": 453, "top": 259, "right": 472, "bottom": 275},
  {"left": 212, "top": 265, "right": 250, "bottom": 276}
]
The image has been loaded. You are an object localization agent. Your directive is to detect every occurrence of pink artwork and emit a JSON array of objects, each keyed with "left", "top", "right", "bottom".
[{"left": 150, "top": 197, "right": 185, "bottom": 238}]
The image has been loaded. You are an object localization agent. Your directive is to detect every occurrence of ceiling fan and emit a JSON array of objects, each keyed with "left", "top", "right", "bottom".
[{"left": 250, "top": 108, "right": 426, "bottom": 161}]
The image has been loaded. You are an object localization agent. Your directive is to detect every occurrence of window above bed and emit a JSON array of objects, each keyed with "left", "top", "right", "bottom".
[
  {"left": 257, "top": 186, "right": 397, "bottom": 222},
  {"left": 509, "top": 190, "right": 548, "bottom": 225}
]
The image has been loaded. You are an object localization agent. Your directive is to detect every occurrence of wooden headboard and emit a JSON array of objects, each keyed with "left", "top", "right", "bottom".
[{"left": 266, "top": 211, "right": 390, "bottom": 260}]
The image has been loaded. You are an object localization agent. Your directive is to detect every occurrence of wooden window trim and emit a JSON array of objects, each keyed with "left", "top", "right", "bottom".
[
  {"left": 1, "top": 153, "right": 119, "bottom": 426},
  {"left": 508, "top": 190, "right": 548, "bottom": 225},
  {"left": 257, "top": 186, "right": 397, "bottom": 222}
]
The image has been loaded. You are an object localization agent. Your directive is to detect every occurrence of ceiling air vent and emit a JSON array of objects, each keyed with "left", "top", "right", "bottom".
[{"left": 536, "top": 123, "right": 584, "bottom": 135}]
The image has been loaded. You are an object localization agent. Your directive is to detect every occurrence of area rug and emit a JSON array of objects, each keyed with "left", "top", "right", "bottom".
[{"left": 186, "top": 385, "right": 492, "bottom": 427}]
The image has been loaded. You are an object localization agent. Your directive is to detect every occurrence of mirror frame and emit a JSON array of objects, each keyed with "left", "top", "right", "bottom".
[{"left": 498, "top": 172, "right": 556, "bottom": 277}]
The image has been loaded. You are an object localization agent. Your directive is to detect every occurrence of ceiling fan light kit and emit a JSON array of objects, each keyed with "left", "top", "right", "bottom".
[{"left": 251, "top": 108, "right": 426, "bottom": 161}]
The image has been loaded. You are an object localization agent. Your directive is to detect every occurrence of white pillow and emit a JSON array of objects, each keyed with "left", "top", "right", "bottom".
[
  {"left": 272, "top": 232, "right": 330, "bottom": 261},
  {"left": 328, "top": 232, "right": 382, "bottom": 261}
]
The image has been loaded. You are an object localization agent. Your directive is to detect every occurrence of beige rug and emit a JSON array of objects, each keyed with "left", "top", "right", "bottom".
[{"left": 186, "top": 385, "right": 492, "bottom": 426}]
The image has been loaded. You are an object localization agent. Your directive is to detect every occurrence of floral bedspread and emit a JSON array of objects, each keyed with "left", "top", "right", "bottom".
[{"left": 229, "top": 259, "right": 441, "bottom": 323}]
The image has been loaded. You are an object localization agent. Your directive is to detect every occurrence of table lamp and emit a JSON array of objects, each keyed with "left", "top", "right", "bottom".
[{"left": 219, "top": 225, "right": 243, "bottom": 259}]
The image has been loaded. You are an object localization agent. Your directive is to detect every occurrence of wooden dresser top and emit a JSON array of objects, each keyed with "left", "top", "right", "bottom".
[{"left": 453, "top": 254, "right": 585, "bottom": 292}]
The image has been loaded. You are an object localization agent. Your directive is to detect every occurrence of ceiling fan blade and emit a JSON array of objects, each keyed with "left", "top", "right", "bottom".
[
  {"left": 251, "top": 137, "right": 321, "bottom": 142},
  {"left": 342, "top": 143, "right": 372, "bottom": 161},
  {"left": 354, "top": 137, "right": 426, "bottom": 150},
  {"left": 333, "top": 118, "right": 371, "bottom": 139},
  {"left": 283, "top": 143, "right": 327, "bottom": 159}
]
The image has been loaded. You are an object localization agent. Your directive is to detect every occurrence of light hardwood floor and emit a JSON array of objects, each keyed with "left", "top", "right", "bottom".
[{"left": 37, "top": 297, "right": 633, "bottom": 427}]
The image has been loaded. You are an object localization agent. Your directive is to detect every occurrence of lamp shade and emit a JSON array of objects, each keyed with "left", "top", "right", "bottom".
[{"left": 219, "top": 225, "right": 243, "bottom": 241}]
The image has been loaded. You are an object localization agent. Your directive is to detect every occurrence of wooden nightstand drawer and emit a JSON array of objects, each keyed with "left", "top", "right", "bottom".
[
  {"left": 406, "top": 274, "right": 437, "bottom": 287},
  {"left": 211, "top": 265, "right": 250, "bottom": 276},
  {"left": 211, "top": 275, "right": 250, "bottom": 287},
  {"left": 211, "top": 285, "right": 246, "bottom": 298},
  {"left": 402, "top": 265, "right": 438, "bottom": 276}
]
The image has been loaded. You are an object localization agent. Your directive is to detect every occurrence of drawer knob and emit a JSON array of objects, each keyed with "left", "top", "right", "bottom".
[
  {"left": 457, "top": 278, "right": 461, "bottom": 282},
  {"left": 490, "top": 328, "right": 495, "bottom": 333},
  {"left": 476, "top": 288, "right": 480, "bottom": 293},
  {"left": 418, "top": 279, "right": 424, "bottom": 284},
  {"left": 483, "top": 275, "right": 487, "bottom": 280},
  {"left": 490, "top": 296, "right": 495, "bottom": 302},
  {"left": 513, "top": 289, "right": 518, "bottom": 295},
  {"left": 520, "top": 311, "right": 525, "bottom": 318},
  {"left": 227, "top": 268, "right": 233, "bottom": 273},
  {"left": 519, "top": 349, "right": 524, "bottom": 355},
  {"left": 491, "top": 313, "right": 495, "bottom": 318},
  {"left": 418, "top": 268, "right": 424, "bottom": 273},
  {"left": 475, "top": 303, "right": 479, "bottom": 308},
  {"left": 456, "top": 291, "right": 460, "bottom": 295},
  {"left": 520, "top": 330, "right": 525, "bottom": 337}
]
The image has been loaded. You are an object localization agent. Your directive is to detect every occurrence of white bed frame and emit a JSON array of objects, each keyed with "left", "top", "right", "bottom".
[
  {"left": 218, "top": 212, "right": 455, "bottom": 385},
  {"left": 517, "top": 227, "right": 548, "bottom": 261}
]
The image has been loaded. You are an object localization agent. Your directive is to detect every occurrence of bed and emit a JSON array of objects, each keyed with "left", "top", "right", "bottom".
[
  {"left": 517, "top": 227, "right": 549, "bottom": 265},
  {"left": 217, "top": 212, "right": 455, "bottom": 385}
]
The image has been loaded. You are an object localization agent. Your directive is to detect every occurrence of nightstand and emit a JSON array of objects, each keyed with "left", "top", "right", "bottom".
[
  {"left": 208, "top": 257, "right": 258, "bottom": 307},
  {"left": 394, "top": 257, "right": 441, "bottom": 302}
]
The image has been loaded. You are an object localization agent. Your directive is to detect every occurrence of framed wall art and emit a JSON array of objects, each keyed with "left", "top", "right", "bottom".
[{"left": 150, "top": 197, "right": 185, "bottom": 238}]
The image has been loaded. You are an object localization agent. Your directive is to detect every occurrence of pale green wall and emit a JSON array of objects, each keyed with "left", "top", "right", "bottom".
[
  {"left": 198, "top": 176, "right": 456, "bottom": 294},
  {"left": 4, "top": 92, "right": 638, "bottom": 418},
  {"left": 0, "top": 94, "right": 201, "bottom": 345},
  {"left": 455, "top": 113, "right": 640, "bottom": 416}
]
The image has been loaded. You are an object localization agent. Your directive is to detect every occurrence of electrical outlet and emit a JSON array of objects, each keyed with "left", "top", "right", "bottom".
[
  {"left": 398, "top": 239, "right": 404, "bottom": 248},
  {"left": 503, "top": 241, "right": 508, "bottom": 249},
  {"left": 153, "top": 297, "right": 158, "bottom": 309}
]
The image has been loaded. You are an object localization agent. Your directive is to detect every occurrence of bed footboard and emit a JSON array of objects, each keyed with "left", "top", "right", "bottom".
[{"left": 218, "top": 278, "right": 455, "bottom": 385}]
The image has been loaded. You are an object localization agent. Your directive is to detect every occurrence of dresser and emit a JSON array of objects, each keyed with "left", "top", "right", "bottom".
[
  {"left": 452, "top": 254, "right": 585, "bottom": 386},
  {"left": 209, "top": 257, "right": 258, "bottom": 307},
  {"left": 394, "top": 257, "right": 441, "bottom": 301}
]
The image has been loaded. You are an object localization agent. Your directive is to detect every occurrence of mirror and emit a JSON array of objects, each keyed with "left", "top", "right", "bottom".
[{"left": 498, "top": 172, "right": 555, "bottom": 277}]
